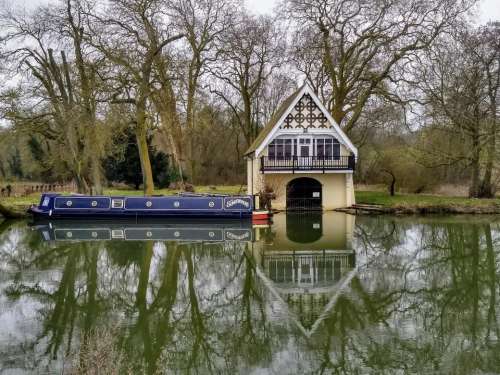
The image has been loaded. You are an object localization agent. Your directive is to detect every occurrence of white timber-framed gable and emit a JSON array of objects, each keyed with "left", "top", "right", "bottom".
[{"left": 254, "top": 84, "right": 358, "bottom": 159}]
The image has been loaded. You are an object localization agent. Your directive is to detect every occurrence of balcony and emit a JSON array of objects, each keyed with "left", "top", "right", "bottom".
[{"left": 260, "top": 155, "right": 355, "bottom": 173}]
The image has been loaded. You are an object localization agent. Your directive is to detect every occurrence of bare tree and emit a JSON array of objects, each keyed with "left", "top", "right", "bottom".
[
  {"left": 477, "top": 23, "right": 500, "bottom": 197},
  {"left": 167, "top": 0, "right": 235, "bottom": 182},
  {"left": 210, "top": 12, "right": 286, "bottom": 148},
  {"left": 0, "top": 0, "right": 106, "bottom": 194},
  {"left": 88, "top": 0, "right": 184, "bottom": 195},
  {"left": 285, "top": 0, "right": 476, "bottom": 135},
  {"left": 417, "top": 23, "right": 500, "bottom": 197}
]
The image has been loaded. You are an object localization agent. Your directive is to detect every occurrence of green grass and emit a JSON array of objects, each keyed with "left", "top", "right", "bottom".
[
  {"left": 356, "top": 190, "right": 500, "bottom": 208},
  {"left": 2, "top": 186, "right": 500, "bottom": 214}
]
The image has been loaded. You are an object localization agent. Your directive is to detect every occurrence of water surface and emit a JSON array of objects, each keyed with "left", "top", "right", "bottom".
[{"left": 1, "top": 213, "right": 500, "bottom": 374}]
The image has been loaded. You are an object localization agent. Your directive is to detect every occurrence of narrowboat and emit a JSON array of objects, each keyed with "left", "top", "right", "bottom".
[
  {"left": 32, "top": 218, "right": 254, "bottom": 243},
  {"left": 28, "top": 193, "right": 258, "bottom": 219}
]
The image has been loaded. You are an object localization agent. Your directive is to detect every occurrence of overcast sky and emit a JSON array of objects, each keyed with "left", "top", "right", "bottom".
[
  {"left": 246, "top": 0, "right": 500, "bottom": 23},
  {"left": 10, "top": 0, "right": 500, "bottom": 23}
]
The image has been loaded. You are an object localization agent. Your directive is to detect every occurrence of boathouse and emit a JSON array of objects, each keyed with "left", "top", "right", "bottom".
[{"left": 245, "top": 84, "right": 357, "bottom": 210}]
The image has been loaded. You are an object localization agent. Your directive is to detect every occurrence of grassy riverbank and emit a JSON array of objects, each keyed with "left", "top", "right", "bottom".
[
  {"left": 355, "top": 191, "right": 500, "bottom": 214},
  {"left": 1, "top": 187, "right": 500, "bottom": 218}
]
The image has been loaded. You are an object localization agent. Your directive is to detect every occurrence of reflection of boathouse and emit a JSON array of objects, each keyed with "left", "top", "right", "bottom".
[
  {"left": 265, "top": 249, "right": 354, "bottom": 291},
  {"left": 249, "top": 212, "right": 356, "bottom": 332}
]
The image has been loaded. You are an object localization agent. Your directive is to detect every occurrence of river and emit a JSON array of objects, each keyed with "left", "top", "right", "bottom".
[{"left": 0, "top": 213, "right": 499, "bottom": 374}]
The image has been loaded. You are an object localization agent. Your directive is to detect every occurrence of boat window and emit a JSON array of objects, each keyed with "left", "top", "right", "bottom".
[
  {"left": 112, "top": 199, "right": 124, "bottom": 209},
  {"left": 111, "top": 229, "right": 124, "bottom": 238}
]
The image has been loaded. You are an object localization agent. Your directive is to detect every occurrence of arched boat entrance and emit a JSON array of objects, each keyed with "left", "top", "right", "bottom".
[{"left": 286, "top": 177, "right": 322, "bottom": 211}]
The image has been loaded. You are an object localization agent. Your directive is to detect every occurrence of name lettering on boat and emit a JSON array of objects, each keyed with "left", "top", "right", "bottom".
[
  {"left": 225, "top": 198, "right": 250, "bottom": 208},
  {"left": 226, "top": 231, "right": 250, "bottom": 240}
]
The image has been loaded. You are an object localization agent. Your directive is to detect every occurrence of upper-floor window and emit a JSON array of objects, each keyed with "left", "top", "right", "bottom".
[
  {"left": 268, "top": 136, "right": 340, "bottom": 159},
  {"left": 316, "top": 138, "right": 340, "bottom": 159},
  {"left": 269, "top": 138, "right": 294, "bottom": 159}
]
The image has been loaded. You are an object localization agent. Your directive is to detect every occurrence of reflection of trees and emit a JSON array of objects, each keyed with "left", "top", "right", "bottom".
[
  {"left": 122, "top": 241, "right": 181, "bottom": 374},
  {"left": 310, "top": 218, "right": 500, "bottom": 374},
  {"left": 112, "top": 240, "right": 272, "bottom": 374},
  {"left": 234, "top": 253, "right": 271, "bottom": 367},
  {"left": 1, "top": 227, "right": 273, "bottom": 373},
  {"left": 0, "top": 229, "right": 106, "bottom": 370}
]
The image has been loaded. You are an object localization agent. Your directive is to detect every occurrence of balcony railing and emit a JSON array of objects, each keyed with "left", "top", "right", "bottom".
[{"left": 260, "top": 155, "right": 355, "bottom": 172}]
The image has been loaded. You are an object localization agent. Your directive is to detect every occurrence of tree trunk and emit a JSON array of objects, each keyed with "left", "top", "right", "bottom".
[
  {"left": 469, "top": 124, "right": 481, "bottom": 198},
  {"left": 153, "top": 85, "right": 186, "bottom": 189},
  {"left": 479, "top": 123, "right": 495, "bottom": 198},
  {"left": 89, "top": 148, "right": 103, "bottom": 195},
  {"left": 74, "top": 172, "right": 90, "bottom": 194},
  {"left": 157, "top": 112, "right": 185, "bottom": 188},
  {"left": 242, "top": 91, "right": 253, "bottom": 146},
  {"left": 186, "top": 63, "right": 199, "bottom": 184},
  {"left": 479, "top": 96, "right": 497, "bottom": 198},
  {"left": 389, "top": 177, "right": 396, "bottom": 197},
  {"left": 382, "top": 169, "right": 396, "bottom": 196},
  {"left": 135, "top": 99, "right": 154, "bottom": 196},
  {"left": 135, "top": 126, "right": 154, "bottom": 196}
]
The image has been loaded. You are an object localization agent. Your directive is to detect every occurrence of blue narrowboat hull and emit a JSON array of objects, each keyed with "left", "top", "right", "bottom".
[{"left": 29, "top": 193, "right": 254, "bottom": 219}]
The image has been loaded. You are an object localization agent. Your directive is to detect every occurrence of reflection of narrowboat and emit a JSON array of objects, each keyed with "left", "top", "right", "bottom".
[
  {"left": 33, "top": 219, "right": 254, "bottom": 242},
  {"left": 29, "top": 193, "right": 255, "bottom": 219}
]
